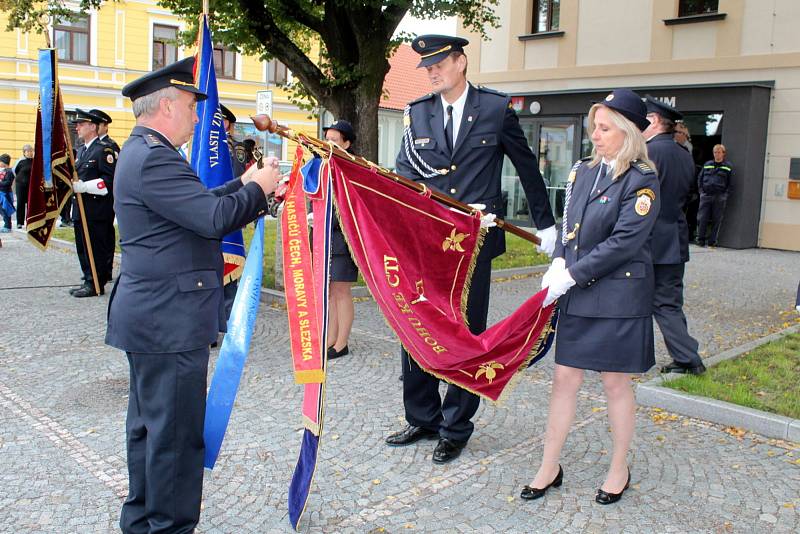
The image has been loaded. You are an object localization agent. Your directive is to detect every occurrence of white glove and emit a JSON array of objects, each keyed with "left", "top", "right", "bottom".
[
  {"left": 543, "top": 267, "right": 575, "bottom": 307},
  {"left": 306, "top": 212, "right": 314, "bottom": 227},
  {"left": 451, "top": 203, "right": 497, "bottom": 228},
  {"left": 72, "top": 179, "right": 108, "bottom": 196},
  {"left": 536, "top": 225, "right": 557, "bottom": 257},
  {"left": 541, "top": 257, "right": 565, "bottom": 290}
]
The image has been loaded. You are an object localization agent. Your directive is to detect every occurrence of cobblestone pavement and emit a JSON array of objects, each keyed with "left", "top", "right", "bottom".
[{"left": 1, "top": 232, "right": 799, "bottom": 533}]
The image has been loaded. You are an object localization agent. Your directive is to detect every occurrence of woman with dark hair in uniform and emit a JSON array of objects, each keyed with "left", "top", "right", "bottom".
[
  {"left": 521, "top": 89, "right": 661, "bottom": 505},
  {"left": 322, "top": 120, "right": 359, "bottom": 359}
]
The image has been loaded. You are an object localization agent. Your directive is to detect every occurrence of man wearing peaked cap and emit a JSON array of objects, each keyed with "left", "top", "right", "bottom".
[
  {"left": 68, "top": 107, "right": 117, "bottom": 298},
  {"left": 642, "top": 98, "right": 706, "bottom": 376},
  {"left": 121, "top": 56, "right": 207, "bottom": 102},
  {"left": 107, "top": 57, "right": 283, "bottom": 533},
  {"left": 220, "top": 103, "right": 247, "bottom": 179},
  {"left": 389, "top": 35, "right": 556, "bottom": 464},
  {"left": 90, "top": 108, "right": 121, "bottom": 155}
]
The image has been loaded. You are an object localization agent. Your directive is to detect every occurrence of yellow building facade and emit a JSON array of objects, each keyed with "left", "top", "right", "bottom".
[{"left": 0, "top": 0, "right": 316, "bottom": 162}]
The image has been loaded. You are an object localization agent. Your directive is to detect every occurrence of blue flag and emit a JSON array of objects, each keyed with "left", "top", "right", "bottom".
[
  {"left": 204, "top": 217, "right": 265, "bottom": 469},
  {"left": 191, "top": 14, "right": 245, "bottom": 283}
]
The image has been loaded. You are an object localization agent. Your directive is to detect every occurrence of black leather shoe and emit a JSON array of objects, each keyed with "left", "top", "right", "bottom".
[
  {"left": 328, "top": 345, "right": 349, "bottom": 360},
  {"left": 69, "top": 283, "right": 88, "bottom": 295},
  {"left": 520, "top": 465, "right": 563, "bottom": 500},
  {"left": 72, "top": 284, "right": 104, "bottom": 298},
  {"left": 595, "top": 469, "right": 630, "bottom": 505},
  {"left": 660, "top": 360, "right": 706, "bottom": 375},
  {"left": 385, "top": 425, "right": 438, "bottom": 447},
  {"left": 432, "top": 437, "right": 466, "bottom": 464}
]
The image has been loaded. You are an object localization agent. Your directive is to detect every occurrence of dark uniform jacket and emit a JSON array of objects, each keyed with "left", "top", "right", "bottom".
[
  {"left": 13, "top": 157, "right": 32, "bottom": 187},
  {"left": 555, "top": 159, "right": 661, "bottom": 318},
  {"left": 698, "top": 159, "right": 733, "bottom": 195},
  {"left": 74, "top": 137, "right": 116, "bottom": 222},
  {"left": 105, "top": 126, "right": 268, "bottom": 354},
  {"left": 647, "top": 133, "right": 695, "bottom": 264},
  {"left": 395, "top": 84, "right": 555, "bottom": 259},
  {"left": 100, "top": 134, "right": 121, "bottom": 155},
  {"left": 229, "top": 138, "right": 247, "bottom": 178}
]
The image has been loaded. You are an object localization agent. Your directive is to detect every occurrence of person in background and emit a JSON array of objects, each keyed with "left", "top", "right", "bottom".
[
  {"left": 13, "top": 144, "right": 33, "bottom": 229},
  {"left": 0, "top": 154, "right": 15, "bottom": 232},
  {"left": 673, "top": 122, "right": 700, "bottom": 243},
  {"left": 523, "top": 89, "right": 660, "bottom": 505},
  {"left": 642, "top": 98, "right": 705, "bottom": 376},
  {"left": 322, "top": 119, "right": 359, "bottom": 360},
  {"left": 696, "top": 144, "right": 732, "bottom": 247},
  {"left": 90, "top": 109, "right": 121, "bottom": 155}
]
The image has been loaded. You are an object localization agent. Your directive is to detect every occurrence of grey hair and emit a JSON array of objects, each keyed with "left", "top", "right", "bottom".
[
  {"left": 22, "top": 144, "right": 33, "bottom": 152},
  {"left": 132, "top": 86, "right": 180, "bottom": 118}
]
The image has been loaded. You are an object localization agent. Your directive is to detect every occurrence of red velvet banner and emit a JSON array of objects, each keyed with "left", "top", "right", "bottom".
[{"left": 329, "top": 156, "right": 555, "bottom": 402}]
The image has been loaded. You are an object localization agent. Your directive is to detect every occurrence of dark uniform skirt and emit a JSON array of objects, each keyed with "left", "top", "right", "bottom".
[
  {"left": 330, "top": 228, "right": 358, "bottom": 282},
  {"left": 554, "top": 313, "right": 655, "bottom": 373}
]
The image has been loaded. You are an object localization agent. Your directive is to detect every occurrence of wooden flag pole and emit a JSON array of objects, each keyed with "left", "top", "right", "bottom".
[
  {"left": 250, "top": 114, "right": 542, "bottom": 246},
  {"left": 43, "top": 22, "right": 102, "bottom": 295}
]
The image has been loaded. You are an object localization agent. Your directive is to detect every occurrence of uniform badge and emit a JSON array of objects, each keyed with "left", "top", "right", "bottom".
[
  {"left": 605, "top": 94, "right": 615, "bottom": 102},
  {"left": 418, "top": 40, "right": 426, "bottom": 48},
  {"left": 635, "top": 194, "right": 652, "bottom": 216},
  {"left": 235, "top": 145, "right": 247, "bottom": 163},
  {"left": 636, "top": 188, "right": 656, "bottom": 200},
  {"left": 414, "top": 137, "right": 430, "bottom": 146},
  {"left": 599, "top": 196, "right": 609, "bottom": 204},
  {"left": 106, "top": 154, "right": 114, "bottom": 164}
]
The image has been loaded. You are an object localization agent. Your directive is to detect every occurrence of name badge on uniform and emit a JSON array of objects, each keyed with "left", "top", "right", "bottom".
[{"left": 414, "top": 138, "right": 430, "bottom": 146}]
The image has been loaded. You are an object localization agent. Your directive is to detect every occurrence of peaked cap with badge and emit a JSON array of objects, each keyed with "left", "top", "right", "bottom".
[
  {"left": 411, "top": 34, "right": 469, "bottom": 67},
  {"left": 597, "top": 88, "right": 650, "bottom": 131},
  {"left": 89, "top": 108, "right": 113, "bottom": 124},
  {"left": 72, "top": 108, "right": 103, "bottom": 124},
  {"left": 644, "top": 96, "right": 683, "bottom": 122},
  {"left": 121, "top": 57, "right": 207, "bottom": 101}
]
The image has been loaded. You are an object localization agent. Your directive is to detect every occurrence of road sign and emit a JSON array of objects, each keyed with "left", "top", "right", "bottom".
[{"left": 256, "top": 90, "right": 273, "bottom": 116}]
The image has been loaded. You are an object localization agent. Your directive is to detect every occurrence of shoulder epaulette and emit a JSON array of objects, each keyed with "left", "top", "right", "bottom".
[
  {"left": 633, "top": 159, "right": 656, "bottom": 175},
  {"left": 143, "top": 133, "right": 165, "bottom": 149},
  {"left": 476, "top": 85, "right": 507, "bottom": 97},
  {"left": 409, "top": 93, "right": 435, "bottom": 106}
]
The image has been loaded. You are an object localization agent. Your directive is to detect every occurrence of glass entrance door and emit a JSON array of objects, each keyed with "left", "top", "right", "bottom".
[{"left": 502, "top": 117, "right": 580, "bottom": 226}]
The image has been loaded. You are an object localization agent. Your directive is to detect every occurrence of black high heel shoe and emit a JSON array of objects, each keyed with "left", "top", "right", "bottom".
[
  {"left": 595, "top": 468, "right": 630, "bottom": 505},
  {"left": 520, "top": 465, "right": 563, "bottom": 500}
]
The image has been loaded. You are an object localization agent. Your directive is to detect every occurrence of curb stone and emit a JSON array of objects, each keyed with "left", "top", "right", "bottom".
[{"left": 637, "top": 323, "right": 800, "bottom": 441}]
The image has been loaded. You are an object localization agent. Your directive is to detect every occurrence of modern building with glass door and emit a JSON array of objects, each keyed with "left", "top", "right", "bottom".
[{"left": 461, "top": 0, "right": 800, "bottom": 251}]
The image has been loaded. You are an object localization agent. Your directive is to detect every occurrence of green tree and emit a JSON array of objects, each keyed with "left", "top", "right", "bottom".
[{"left": 3, "top": 0, "right": 497, "bottom": 161}]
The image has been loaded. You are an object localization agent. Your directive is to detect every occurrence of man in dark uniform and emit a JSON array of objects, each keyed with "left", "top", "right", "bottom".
[
  {"left": 696, "top": 144, "right": 733, "bottom": 247},
  {"left": 69, "top": 108, "right": 117, "bottom": 297},
  {"left": 90, "top": 108, "right": 121, "bottom": 155},
  {"left": 385, "top": 35, "right": 556, "bottom": 464},
  {"left": 105, "top": 57, "right": 281, "bottom": 533},
  {"left": 220, "top": 104, "right": 247, "bottom": 179},
  {"left": 642, "top": 97, "right": 706, "bottom": 375}
]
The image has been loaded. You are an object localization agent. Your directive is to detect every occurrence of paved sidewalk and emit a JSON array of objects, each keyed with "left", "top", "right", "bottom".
[{"left": 0, "top": 232, "right": 798, "bottom": 533}]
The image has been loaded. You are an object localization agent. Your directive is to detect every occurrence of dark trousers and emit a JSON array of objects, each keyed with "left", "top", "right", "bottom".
[
  {"left": 223, "top": 279, "right": 239, "bottom": 320},
  {"left": 696, "top": 193, "right": 727, "bottom": 245},
  {"left": 121, "top": 348, "right": 210, "bottom": 534},
  {"left": 685, "top": 194, "right": 699, "bottom": 242},
  {"left": 74, "top": 218, "right": 115, "bottom": 285},
  {"left": 15, "top": 181, "right": 28, "bottom": 227},
  {"left": 60, "top": 196, "right": 73, "bottom": 224},
  {"left": 401, "top": 259, "right": 492, "bottom": 443},
  {"left": 653, "top": 263, "right": 701, "bottom": 366}
]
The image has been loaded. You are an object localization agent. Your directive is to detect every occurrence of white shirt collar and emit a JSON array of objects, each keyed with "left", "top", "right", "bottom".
[
  {"left": 441, "top": 83, "right": 470, "bottom": 146},
  {"left": 601, "top": 157, "right": 616, "bottom": 171},
  {"left": 83, "top": 136, "right": 98, "bottom": 150}
]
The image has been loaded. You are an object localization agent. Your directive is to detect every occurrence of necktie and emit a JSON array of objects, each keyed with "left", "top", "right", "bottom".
[
  {"left": 590, "top": 162, "right": 607, "bottom": 194},
  {"left": 76, "top": 145, "right": 85, "bottom": 163},
  {"left": 445, "top": 105, "right": 454, "bottom": 151}
]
